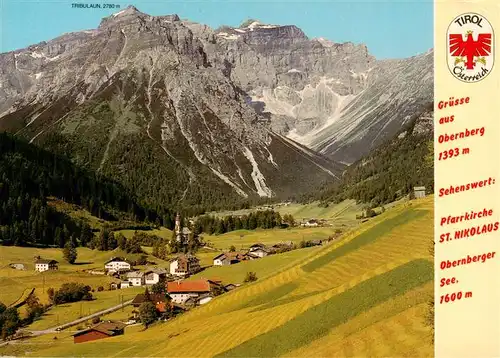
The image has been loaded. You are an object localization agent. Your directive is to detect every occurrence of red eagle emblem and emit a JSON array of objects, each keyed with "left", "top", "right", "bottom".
[{"left": 449, "top": 30, "right": 492, "bottom": 69}]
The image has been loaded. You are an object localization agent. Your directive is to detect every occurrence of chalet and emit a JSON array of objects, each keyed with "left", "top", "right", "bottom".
[
  {"left": 144, "top": 268, "right": 168, "bottom": 285},
  {"left": 72, "top": 321, "right": 126, "bottom": 344},
  {"left": 126, "top": 271, "right": 145, "bottom": 286},
  {"left": 310, "top": 240, "right": 323, "bottom": 246},
  {"left": 249, "top": 247, "right": 269, "bottom": 258},
  {"left": 132, "top": 293, "right": 170, "bottom": 313},
  {"left": 35, "top": 259, "right": 58, "bottom": 272},
  {"left": 213, "top": 253, "right": 228, "bottom": 266},
  {"left": 104, "top": 257, "right": 132, "bottom": 273},
  {"left": 414, "top": 186, "right": 426, "bottom": 199},
  {"left": 301, "top": 219, "right": 319, "bottom": 227},
  {"left": 169, "top": 254, "right": 201, "bottom": 277},
  {"left": 213, "top": 252, "right": 249, "bottom": 266},
  {"left": 167, "top": 279, "right": 213, "bottom": 304}
]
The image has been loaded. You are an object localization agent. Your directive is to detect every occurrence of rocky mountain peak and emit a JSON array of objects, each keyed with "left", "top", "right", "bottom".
[
  {"left": 98, "top": 5, "right": 147, "bottom": 28},
  {"left": 113, "top": 5, "right": 142, "bottom": 17}
]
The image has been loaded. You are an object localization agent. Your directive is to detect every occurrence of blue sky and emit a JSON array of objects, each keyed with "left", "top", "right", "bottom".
[{"left": 1, "top": 0, "right": 433, "bottom": 59}]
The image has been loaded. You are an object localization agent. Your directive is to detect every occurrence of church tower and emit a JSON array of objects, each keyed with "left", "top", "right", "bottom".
[
  {"left": 175, "top": 213, "right": 181, "bottom": 234},
  {"left": 175, "top": 213, "right": 181, "bottom": 242}
]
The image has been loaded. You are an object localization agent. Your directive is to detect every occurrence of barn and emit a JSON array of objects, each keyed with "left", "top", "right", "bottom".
[{"left": 72, "top": 321, "right": 126, "bottom": 344}]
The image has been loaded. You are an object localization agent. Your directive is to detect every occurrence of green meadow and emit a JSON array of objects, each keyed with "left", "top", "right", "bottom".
[{"left": 0, "top": 196, "right": 434, "bottom": 357}]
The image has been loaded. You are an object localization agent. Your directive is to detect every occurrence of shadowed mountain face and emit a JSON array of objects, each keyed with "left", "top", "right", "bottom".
[
  {"left": 0, "top": 6, "right": 431, "bottom": 208},
  {"left": 0, "top": 6, "right": 344, "bottom": 208},
  {"left": 303, "top": 106, "right": 434, "bottom": 206}
]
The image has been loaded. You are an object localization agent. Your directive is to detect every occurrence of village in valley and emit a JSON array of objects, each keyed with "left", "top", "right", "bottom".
[
  {"left": 0, "top": 204, "right": 346, "bottom": 344},
  {"left": 0, "top": 187, "right": 431, "bottom": 350}
]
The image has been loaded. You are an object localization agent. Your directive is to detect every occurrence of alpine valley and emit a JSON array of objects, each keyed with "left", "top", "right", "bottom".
[
  {"left": 0, "top": 6, "right": 436, "bottom": 356},
  {"left": 0, "top": 5, "right": 433, "bottom": 211}
]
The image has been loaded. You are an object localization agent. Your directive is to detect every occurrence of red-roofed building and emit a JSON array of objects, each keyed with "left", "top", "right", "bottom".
[
  {"left": 166, "top": 279, "right": 215, "bottom": 304},
  {"left": 131, "top": 293, "right": 170, "bottom": 313},
  {"left": 72, "top": 321, "right": 126, "bottom": 344}
]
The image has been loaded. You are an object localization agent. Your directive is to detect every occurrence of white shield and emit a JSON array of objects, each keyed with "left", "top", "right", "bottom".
[{"left": 447, "top": 13, "right": 495, "bottom": 83}]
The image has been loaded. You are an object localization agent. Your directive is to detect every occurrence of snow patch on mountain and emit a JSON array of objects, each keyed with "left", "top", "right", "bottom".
[
  {"left": 112, "top": 9, "right": 127, "bottom": 17},
  {"left": 217, "top": 32, "right": 240, "bottom": 41}
]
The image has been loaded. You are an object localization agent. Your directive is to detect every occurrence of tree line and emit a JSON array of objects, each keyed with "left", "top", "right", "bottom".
[
  {"left": 300, "top": 105, "right": 434, "bottom": 208},
  {"left": 192, "top": 210, "right": 295, "bottom": 235},
  {"left": 0, "top": 196, "right": 93, "bottom": 247},
  {"left": 0, "top": 294, "right": 45, "bottom": 340}
]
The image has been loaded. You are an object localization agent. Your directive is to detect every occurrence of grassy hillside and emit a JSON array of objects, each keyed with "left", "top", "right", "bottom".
[
  {"left": 189, "top": 246, "right": 323, "bottom": 284},
  {"left": 204, "top": 226, "right": 342, "bottom": 251},
  {"left": 3, "top": 196, "right": 434, "bottom": 357},
  {"left": 0, "top": 246, "right": 171, "bottom": 306},
  {"left": 209, "top": 199, "right": 363, "bottom": 224}
]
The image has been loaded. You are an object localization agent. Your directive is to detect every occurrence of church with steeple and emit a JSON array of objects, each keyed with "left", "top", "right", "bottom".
[{"left": 174, "top": 213, "right": 192, "bottom": 244}]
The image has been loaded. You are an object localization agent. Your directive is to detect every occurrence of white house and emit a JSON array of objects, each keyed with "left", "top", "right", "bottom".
[
  {"left": 35, "top": 259, "right": 58, "bottom": 272},
  {"left": 144, "top": 268, "right": 167, "bottom": 285},
  {"left": 213, "top": 254, "right": 229, "bottom": 266},
  {"left": 249, "top": 247, "right": 269, "bottom": 258},
  {"left": 302, "top": 219, "right": 319, "bottom": 227},
  {"left": 104, "top": 257, "right": 132, "bottom": 273},
  {"left": 166, "top": 279, "right": 212, "bottom": 304},
  {"left": 414, "top": 186, "right": 426, "bottom": 199},
  {"left": 120, "top": 281, "right": 131, "bottom": 289},
  {"left": 126, "top": 271, "right": 145, "bottom": 286}
]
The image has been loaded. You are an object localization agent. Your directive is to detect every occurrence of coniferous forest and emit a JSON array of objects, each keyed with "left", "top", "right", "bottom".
[
  {"left": 0, "top": 132, "right": 174, "bottom": 246},
  {"left": 193, "top": 210, "right": 293, "bottom": 235},
  {"left": 0, "top": 103, "right": 433, "bottom": 247}
]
